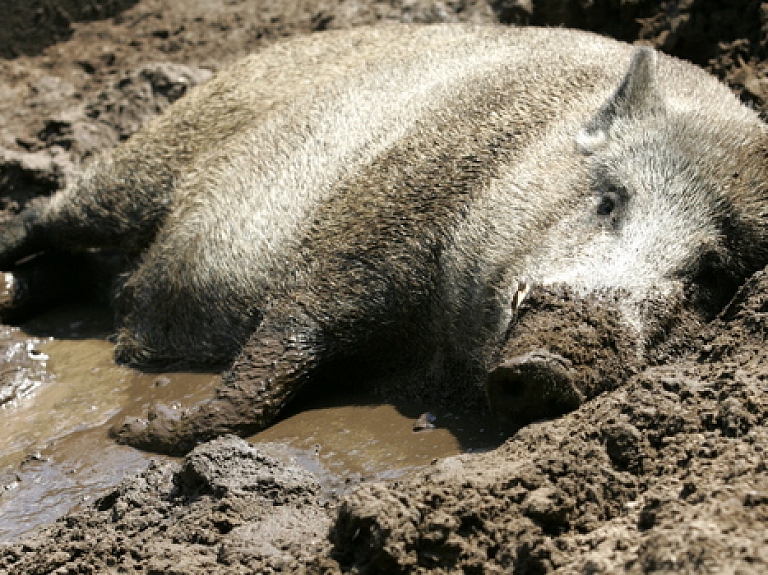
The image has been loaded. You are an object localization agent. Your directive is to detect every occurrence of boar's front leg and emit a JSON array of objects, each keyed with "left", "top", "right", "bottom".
[{"left": 112, "top": 302, "right": 329, "bottom": 455}]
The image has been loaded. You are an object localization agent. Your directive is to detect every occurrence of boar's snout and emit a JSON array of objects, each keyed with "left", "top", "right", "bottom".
[
  {"left": 484, "top": 283, "right": 643, "bottom": 429},
  {"left": 485, "top": 349, "right": 584, "bottom": 426}
]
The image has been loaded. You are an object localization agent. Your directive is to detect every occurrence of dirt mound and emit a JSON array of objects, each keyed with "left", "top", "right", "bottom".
[
  {"left": 0, "top": 436, "right": 333, "bottom": 574},
  {"left": 1, "top": 0, "right": 768, "bottom": 573}
]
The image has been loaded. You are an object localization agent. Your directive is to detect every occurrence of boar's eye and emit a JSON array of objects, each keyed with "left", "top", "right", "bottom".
[
  {"left": 596, "top": 195, "right": 616, "bottom": 216},
  {"left": 594, "top": 186, "right": 625, "bottom": 221}
]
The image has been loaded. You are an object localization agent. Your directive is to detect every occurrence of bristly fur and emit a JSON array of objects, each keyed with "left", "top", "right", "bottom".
[{"left": 1, "top": 24, "right": 767, "bottom": 453}]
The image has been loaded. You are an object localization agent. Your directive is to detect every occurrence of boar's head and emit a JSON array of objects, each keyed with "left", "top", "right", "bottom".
[{"left": 485, "top": 49, "right": 768, "bottom": 427}]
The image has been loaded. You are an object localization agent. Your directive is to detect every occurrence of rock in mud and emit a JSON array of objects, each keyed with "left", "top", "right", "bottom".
[{"left": 0, "top": 325, "right": 51, "bottom": 408}]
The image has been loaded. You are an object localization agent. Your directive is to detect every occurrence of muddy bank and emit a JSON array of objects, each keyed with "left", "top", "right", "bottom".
[
  {"left": 2, "top": 436, "right": 335, "bottom": 575},
  {"left": 1, "top": 0, "right": 768, "bottom": 573}
]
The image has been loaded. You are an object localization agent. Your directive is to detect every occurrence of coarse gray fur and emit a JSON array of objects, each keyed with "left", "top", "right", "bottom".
[{"left": 2, "top": 24, "right": 768, "bottom": 453}]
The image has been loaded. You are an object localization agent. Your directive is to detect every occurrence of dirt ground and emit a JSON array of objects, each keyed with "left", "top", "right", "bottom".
[{"left": 1, "top": 0, "right": 768, "bottom": 573}]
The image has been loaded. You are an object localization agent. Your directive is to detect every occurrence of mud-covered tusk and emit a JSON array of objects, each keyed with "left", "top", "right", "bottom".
[{"left": 511, "top": 279, "right": 530, "bottom": 311}]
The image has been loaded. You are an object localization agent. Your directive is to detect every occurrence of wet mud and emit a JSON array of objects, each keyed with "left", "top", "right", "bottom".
[
  {"left": 0, "top": 304, "right": 500, "bottom": 543},
  {"left": 1, "top": 0, "right": 768, "bottom": 573},
  {"left": 0, "top": 304, "right": 220, "bottom": 541}
]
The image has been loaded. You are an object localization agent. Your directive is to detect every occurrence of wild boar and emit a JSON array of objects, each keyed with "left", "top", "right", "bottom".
[{"left": 1, "top": 25, "right": 766, "bottom": 454}]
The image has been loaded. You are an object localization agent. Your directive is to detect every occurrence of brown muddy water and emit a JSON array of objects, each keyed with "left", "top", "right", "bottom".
[{"left": 0, "top": 304, "right": 502, "bottom": 541}]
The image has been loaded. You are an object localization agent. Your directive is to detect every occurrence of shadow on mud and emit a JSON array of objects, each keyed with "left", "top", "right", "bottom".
[
  {"left": 0, "top": 0, "right": 141, "bottom": 59},
  {"left": 262, "top": 381, "right": 506, "bottom": 488}
]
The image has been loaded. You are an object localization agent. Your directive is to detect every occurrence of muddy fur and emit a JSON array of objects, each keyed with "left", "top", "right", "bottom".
[
  {"left": 486, "top": 285, "right": 641, "bottom": 426},
  {"left": 1, "top": 25, "right": 768, "bottom": 454}
]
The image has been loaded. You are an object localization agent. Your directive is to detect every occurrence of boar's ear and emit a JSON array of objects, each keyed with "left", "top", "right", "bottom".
[{"left": 577, "top": 47, "right": 665, "bottom": 154}]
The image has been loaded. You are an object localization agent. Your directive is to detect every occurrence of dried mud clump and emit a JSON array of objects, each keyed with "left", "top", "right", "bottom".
[{"left": 0, "top": 436, "right": 333, "bottom": 575}]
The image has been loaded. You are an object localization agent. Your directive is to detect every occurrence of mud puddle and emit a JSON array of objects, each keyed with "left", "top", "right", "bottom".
[
  {"left": 0, "top": 304, "right": 502, "bottom": 541},
  {"left": 252, "top": 393, "right": 501, "bottom": 496}
]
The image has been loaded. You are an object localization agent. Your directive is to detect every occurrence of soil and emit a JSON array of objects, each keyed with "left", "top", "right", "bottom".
[{"left": 1, "top": 0, "right": 768, "bottom": 573}]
